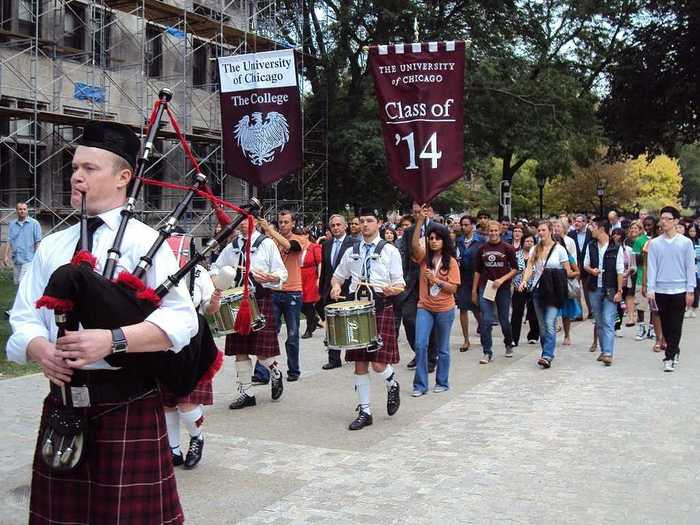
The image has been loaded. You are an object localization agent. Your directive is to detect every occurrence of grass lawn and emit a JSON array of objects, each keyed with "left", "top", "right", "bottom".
[{"left": 0, "top": 270, "right": 41, "bottom": 378}]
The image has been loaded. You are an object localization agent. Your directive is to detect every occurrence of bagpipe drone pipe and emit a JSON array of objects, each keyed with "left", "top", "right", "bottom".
[{"left": 36, "top": 88, "right": 262, "bottom": 397}]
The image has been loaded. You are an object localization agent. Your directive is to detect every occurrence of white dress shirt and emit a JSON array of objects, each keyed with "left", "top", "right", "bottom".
[
  {"left": 333, "top": 234, "right": 405, "bottom": 294},
  {"left": 191, "top": 264, "right": 215, "bottom": 313},
  {"left": 330, "top": 234, "right": 346, "bottom": 266},
  {"left": 212, "top": 230, "right": 287, "bottom": 290},
  {"left": 7, "top": 206, "right": 198, "bottom": 366}
]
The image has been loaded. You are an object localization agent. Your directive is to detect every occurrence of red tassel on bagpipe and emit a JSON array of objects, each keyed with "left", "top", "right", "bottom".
[
  {"left": 199, "top": 350, "right": 224, "bottom": 382},
  {"left": 116, "top": 271, "right": 146, "bottom": 291},
  {"left": 36, "top": 296, "right": 75, "bottom": 313},
  {"left": 233, "top": 215, "right": 255, "bottom": 335},
  {"left": 71, "top": 250, "right": 97, "bottom": 269}
]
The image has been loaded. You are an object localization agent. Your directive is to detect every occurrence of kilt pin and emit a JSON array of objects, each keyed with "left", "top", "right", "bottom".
[
  {"left": 345, "top": 304, "right": 399, "bottom": 364},
  {"left": 224, "top": 291, "right": 280, "bottom": 358},
  {"left": 29, "top": 392, "right": 183, "bottom": 525}
]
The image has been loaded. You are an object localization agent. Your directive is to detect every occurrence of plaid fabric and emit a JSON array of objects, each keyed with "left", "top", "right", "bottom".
[
  {"left": 345, "top": 304, "right": 399, "bottom": 364},
  {"left": 29, "top": 392, "right": 183, "bottom": 525},
  {"left": 224, "top": 293, "right": 280, "bottom": 358},
  {"left": 161, "top": 378, "right": 213, "bottom": 407}
]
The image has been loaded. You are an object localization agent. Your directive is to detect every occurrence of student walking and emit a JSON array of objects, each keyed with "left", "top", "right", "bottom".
[{"left": 646, "top": 206, "right": 696, "bottom": 372}]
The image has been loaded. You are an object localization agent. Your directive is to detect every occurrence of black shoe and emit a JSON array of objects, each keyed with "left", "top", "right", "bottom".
[
  {"left": 271, "top": 371, "right": 284, "bottom": 400},
  {"left": 428, "top": 363, "right": 436, "bottom": 373},
  {"left": 322, "top": 362, "right": 341, "bottom": 370},
  {"left": 286, "top": 374, "right": 299, "bottom": 382},
  {"left": 229, "top": 392, "right": 256, "bottom": 409},
  {"left": 348, "top": 406, "right": 373, "bottom": 430},
  {"left": 407, "top": 358, "right": 416, "bottom": 369},
  {"left": 184, "top": 436, "right": 204, "bottom": 469},
  {"left": 172, "top": 450, "right": 184, "bottom": 467},
  {"left": 301, "top": 331, "right": 313, "bottom": 339},
  {"left": 251, "top": 375, "right": 269, "bottom": 385},
  {"left": 387, "top": 381, "right": 400, "bottom": 416}
]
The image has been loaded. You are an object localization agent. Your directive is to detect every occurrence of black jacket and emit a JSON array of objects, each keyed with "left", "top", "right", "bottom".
[
  {"left": 319, "top": 235, "right": 354, "bottom": 303},
  {"left": 567, "top": 229, "right": 592, "bottom": 270}
]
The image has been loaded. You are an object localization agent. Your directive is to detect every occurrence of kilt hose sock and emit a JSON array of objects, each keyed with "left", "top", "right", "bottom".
[
  {"left": 165, "top": 409, "right": 181, "bottom": 455},
  {"left": 354, "top": 373, "right": 371, "bottom": 414},
  {"left": 235, "top": 358, "right": 253, "bottom": 395}
]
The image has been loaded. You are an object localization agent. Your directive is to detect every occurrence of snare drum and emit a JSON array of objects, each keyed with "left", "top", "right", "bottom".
[
  {"left": 324, "top": 300, "right": 382, "bottom": 351},
  {"left": 206, "top": 287, "right": 266, "bottom": 335}
]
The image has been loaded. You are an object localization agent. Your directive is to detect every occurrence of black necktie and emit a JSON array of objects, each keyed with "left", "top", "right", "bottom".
[{"left": 75, "top": 217, "right": 104, "bottom": 253}]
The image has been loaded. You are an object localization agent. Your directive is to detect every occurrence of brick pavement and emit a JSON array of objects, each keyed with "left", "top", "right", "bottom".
[{"left": 1, "top": 317, "right": 698, "bottom": 524}]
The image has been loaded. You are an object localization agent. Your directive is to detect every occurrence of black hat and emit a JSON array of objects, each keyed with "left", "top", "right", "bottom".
[
  {"left": 356, "top": 207, "right": 379, "bottom": 219},
  {"left": 77, "top": 121, "right": 140, "bottom": 170}
]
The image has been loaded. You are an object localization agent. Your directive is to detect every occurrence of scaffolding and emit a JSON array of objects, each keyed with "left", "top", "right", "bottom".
[{"left": 0, "top": 0, "right": 328, "bottom": 239}]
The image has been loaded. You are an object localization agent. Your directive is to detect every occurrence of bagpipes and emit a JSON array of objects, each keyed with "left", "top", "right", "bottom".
[{"left": 35, "top": 88, "right": 261, "bottom": 471}]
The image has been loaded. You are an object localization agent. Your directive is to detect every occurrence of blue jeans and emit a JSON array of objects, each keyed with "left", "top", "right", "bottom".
[
  {"left": 413, "top": 308, "right": 455, "bottom": 393},
  {"left": 478, "top": 285, "right": 513, "bottom": 354},
  {"left": 589, "top": 287, "right": 617, "bottom": 356},
  {"left": 254, "top": 291, "right": 302, "bottom": 380},
  {"left": 532, "top": 290, "right": 559, "bottom": 359}
]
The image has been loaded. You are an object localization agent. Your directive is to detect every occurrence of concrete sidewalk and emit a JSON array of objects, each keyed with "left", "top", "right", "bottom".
[{"left": 2, "top": 316, "right": 698, "bottom": 524}]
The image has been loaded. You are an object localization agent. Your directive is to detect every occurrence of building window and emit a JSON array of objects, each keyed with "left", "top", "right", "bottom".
[
  {"left": 0, "top": 98, "right": 10, "bottom": 136},
  {"left": 1, "top": 0, "right": 12, "bottom": 31},
  {"left": 18, "top": 0, "right": 41, "bottom": 36},
  {"left": 16, "top": 99, "right": 47, "bottom": 138},
  {"left": 64, "top": 2, "right": 86, "bottom": 51},
  {"left": 193, "top": 42, "right": 208, "bottom": 89},
  {"left": 93, "top": 8, "right": 112, "bottom": 68},
  {"left": 146, "top": 25, "right": 162, "bottom": 77}
]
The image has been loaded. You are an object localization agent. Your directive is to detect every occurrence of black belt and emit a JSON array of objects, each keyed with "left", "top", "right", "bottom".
[{"left": 50, "top": 368, "right": 157, "bottom": 407}]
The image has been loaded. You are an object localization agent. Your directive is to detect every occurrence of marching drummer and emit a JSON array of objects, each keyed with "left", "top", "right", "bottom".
[
  {"left": 330, "top": 207, "right": 405, "bottom": 430},
  {"left": 212, "top": 216, "right": 288, "bottom": 410},
  {"left": 163, "top": 234, "right": 223, "bottom": 469}
]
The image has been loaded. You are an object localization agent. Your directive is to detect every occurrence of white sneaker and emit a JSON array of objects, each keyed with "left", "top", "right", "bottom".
[
  {"left": 412, "top": 390, "right": 426, "bottom": 397},
  {"left": 635, "top": 324, "right": 647, "bottom": 341},
  {"left": 673, "top": 354, "right": 679, "bottom": 368},
  {"left": 615, "top": 330, "right": 623, "bottom": 338},
  {"left": 647, "top": 326, "right": 656, "bottom": 340},
  {"left": 684, "top": 310, "right": 690, "bottom": 318},
  {"left": 664, "top": 360, "right": 674, "bottom": 372},
  {"left": 433, "top": 385, "right": 448, "bottom": 393},
  {"left": 691, "top": 310, "right": 697, "bottom": 318}
]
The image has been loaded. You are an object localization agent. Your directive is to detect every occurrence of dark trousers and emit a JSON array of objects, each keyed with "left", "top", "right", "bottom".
[
  {"left": 511, "top": 290, "right": 539, "bottom": 346},
  {"left": 399, "top": 291, "right": 437, "bottom": 366},
  {"left": 302, "top": 302, "right": 320, "bottom": 334},
  {"left": 656, "top": 292, "right": 686, "bottom": 361}
]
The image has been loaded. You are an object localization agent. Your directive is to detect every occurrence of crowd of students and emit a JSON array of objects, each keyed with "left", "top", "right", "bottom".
[{"left": 290, "top": 204, "right": 698, "bottom": 382}]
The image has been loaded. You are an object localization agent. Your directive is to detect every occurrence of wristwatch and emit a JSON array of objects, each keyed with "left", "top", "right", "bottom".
[{"left": 111, "top": 327, "right": 128, "bottom": 354}]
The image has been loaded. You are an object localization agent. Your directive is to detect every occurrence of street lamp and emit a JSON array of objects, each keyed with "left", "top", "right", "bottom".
[
  {"left": 596, "top": 179, "right": 606, "bottom": 217},
  {"left": 344, "top": 203, "right": 351, "bottom": 220},
  {"left": 537, "top": 176, "right": 546, "bottom": 219}
]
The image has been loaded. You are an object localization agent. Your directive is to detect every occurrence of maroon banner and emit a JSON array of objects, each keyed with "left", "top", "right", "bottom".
[
  {"left": 369, "top": 41, "right": 465, "bottom": 204},
  {"left": 218, "top": 49, "right": 302, "bottom": 188}
]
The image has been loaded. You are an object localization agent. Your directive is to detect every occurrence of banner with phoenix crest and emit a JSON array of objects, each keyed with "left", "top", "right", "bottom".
[{"left": 218, "top": 49, "right": 302, "bottom": 187}]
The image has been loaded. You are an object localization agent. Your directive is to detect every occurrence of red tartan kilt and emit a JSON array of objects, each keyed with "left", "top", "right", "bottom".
[
  {"left": 345, "top": 304, "right": 400, "bottom": 364},
  {"left": 225, "top": 293, "right": 280, "bottom": 358},
  {"left": 161, "top": 377, "right": 213, "bottom": 407},
  {"left": 30, "top": 393, "right": 183, "bottom": 525}
]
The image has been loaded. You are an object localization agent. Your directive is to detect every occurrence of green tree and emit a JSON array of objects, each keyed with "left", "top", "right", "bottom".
[
  {"left": 678, "top": 144, "right": 700, "bottom": 208},
  {"left": 601, "top": 0, "right": 699, "bottom": 157}
]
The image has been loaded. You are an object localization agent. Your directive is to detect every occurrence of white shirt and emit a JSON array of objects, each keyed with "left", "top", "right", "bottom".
[
  {"left": 7, "top": 206, "right": 198, "bottom": 366},
  {"left": 190, "top": 264, "right": 215, "bottom": 313},
  {"left": 583, "top": 241, "right": 626, "bottom": 288},
  {"left": 562, "top": 235, "right": 577, "bottom": 260},
  {"left": 333, "top": 234, "right": 405, "bottom": 294},
  {"left": 330, "top": 234, "right": 347, "bottom": 266},
  {"left": 529, "top": 244, "right": 569, "bottom": 287},
  {"left": 213, "top": 230, "right": 287, "bottom": 290}
]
